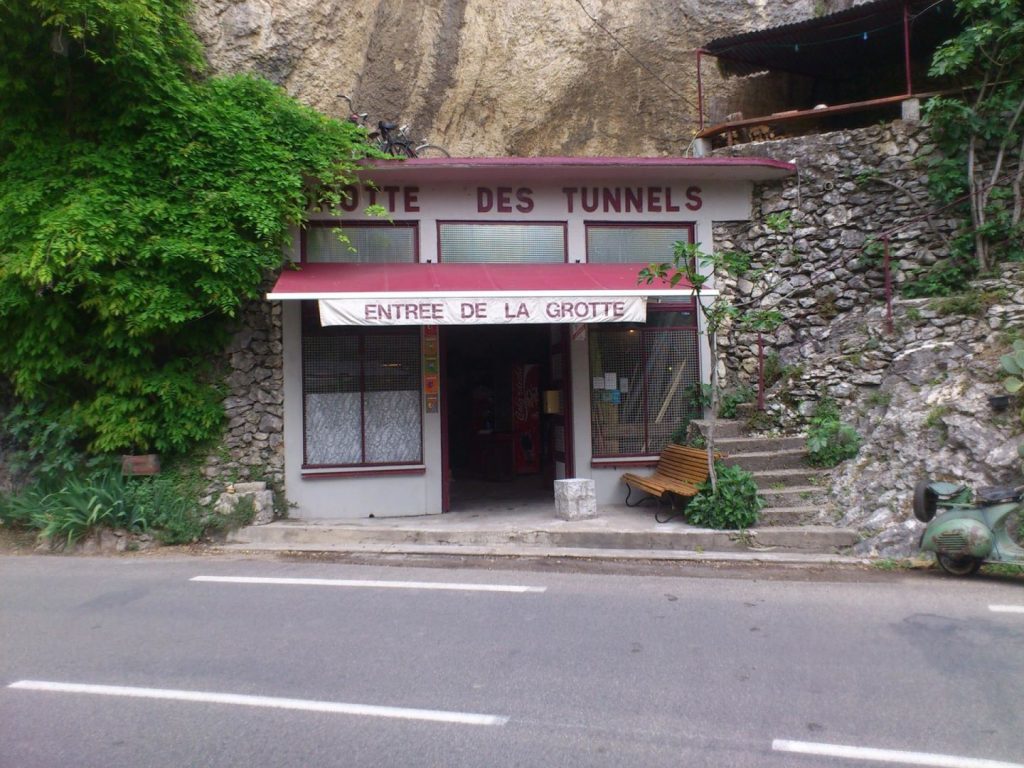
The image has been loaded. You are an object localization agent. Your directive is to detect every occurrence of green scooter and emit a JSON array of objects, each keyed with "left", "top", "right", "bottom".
[{"left": 913, "top": 479, "right": 1024, "bottom": 576}]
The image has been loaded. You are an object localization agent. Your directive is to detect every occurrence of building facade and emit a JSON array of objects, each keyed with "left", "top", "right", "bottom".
[{"left": 268, "top": 157, "right": 793, "bottom": 518}]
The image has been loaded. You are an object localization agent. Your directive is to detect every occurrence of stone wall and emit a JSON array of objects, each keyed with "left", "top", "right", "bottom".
[
  {"left": 198, "top": 292, "right": 285, "bottom": 507},
  {"left": 710, "top": 121, "right": 1024, "bottom": 555}
]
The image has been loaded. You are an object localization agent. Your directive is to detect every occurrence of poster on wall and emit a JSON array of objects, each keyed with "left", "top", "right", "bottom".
[{"left": 512, "top": 364, "right": 540, "bottom": 474}]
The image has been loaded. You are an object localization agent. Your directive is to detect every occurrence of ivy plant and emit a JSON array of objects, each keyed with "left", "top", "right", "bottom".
[{"left": 0, "top": 1, "right": 375, "bottom": 456}]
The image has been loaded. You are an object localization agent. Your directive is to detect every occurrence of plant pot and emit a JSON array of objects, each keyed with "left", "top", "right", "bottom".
[{"left": 121, "top": 454, "right": 161, "bottom": 476}]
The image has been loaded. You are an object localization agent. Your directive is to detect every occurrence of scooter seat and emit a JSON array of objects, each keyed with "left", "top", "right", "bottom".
[{"left": 976, "top": 486, "right": 1022, "bottom": 505}]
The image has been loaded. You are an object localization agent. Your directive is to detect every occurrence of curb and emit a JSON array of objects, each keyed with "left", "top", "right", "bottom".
[{"left": 214, "top": 541, "right": 869, "bottom": 566}]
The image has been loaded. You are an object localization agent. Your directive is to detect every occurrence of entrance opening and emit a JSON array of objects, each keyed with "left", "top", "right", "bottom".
[{"left": 443, "top": 325, "right": 560, "bottom": 511}]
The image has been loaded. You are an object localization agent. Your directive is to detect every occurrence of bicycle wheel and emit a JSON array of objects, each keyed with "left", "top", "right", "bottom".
[
  {"left": 387, "top": 141, "right": 417, "bottom": 158},
  {"left": 414, "top": 144, "right": 451, "bottom": 158}
]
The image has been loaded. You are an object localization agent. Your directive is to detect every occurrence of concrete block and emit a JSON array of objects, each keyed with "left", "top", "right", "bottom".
[
  {"left": 554, "top": 479, "right": 597, "bottom": 521},
  {"left": 901, "top": 98, "right": 920, "bottom": 122}
]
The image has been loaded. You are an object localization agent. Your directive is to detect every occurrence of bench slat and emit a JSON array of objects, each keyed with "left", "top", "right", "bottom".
[{"left": 623, "top": 444, "right": 717, "bottom": 505}]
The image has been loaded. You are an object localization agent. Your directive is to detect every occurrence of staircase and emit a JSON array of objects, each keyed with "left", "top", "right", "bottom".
[{"left": 692, "top": 419, "right": 851, "bottom": 531}]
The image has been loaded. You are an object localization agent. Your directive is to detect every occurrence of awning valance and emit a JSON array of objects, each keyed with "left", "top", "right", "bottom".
[{"left": 267, "top": 262, "right": 700, "bottom": 326}]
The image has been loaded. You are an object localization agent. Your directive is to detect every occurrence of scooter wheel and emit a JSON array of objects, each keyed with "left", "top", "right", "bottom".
[
  {"left": 912, "top": 479, "right": 938, "bottom": 523},
  {"left": 936, "top": 554, "right": 982, "bottom": 577}
]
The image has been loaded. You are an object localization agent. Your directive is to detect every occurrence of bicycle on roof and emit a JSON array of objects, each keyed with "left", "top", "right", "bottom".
[{"left": 340, "top": 94, "right": 450, "bottom": 159}]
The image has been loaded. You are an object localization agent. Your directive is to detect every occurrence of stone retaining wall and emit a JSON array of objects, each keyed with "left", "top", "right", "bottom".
[
  {"left": 198, "top": 291, "right": 285, "bottom": 508},
  {"left": 711, "top": 121, "right": 1024, "bottom": 554}
]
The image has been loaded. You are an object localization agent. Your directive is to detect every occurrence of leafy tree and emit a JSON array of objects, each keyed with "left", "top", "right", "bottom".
[
  {"left": 640, "top": 241, "right": 782, "bottom": 492},
  {"left": 0, "top": 1, "right": 373, "bottom": 455},
  {"left": 923, "top": 0, "right": 1024, "bottom": 279}
]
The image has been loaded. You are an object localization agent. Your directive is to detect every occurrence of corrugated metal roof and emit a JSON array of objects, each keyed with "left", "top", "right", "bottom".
[{"left": 703, "top": 0, "right": 958, "bottom": 78}]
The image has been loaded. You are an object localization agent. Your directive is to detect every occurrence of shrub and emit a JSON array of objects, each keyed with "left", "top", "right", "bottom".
[
  {"left": 685, "top": 463, "right": 763, "bottom": 530},
  {"left": 806, "top": 399, "right": 862, "bottom": 467},
  {"left": 122, "top": 474, "right": 205, "bottom": 545},
  {"left": 720, "top": 386, "right": 755, "bottom": 419},
  {"left": 11, "top": 469, "right": 146, "bottom": 547},
  {"left": 1, "top": 465, "right": 212, "bottom": 547}
]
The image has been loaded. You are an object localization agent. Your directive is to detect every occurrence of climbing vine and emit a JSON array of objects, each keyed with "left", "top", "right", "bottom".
[{"left": 0, "top": 1, "right": 374, "bottom": 455}]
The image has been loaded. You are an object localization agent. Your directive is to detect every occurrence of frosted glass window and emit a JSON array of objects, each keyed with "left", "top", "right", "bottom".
[
  {"left": 586, "top": 225, "right": 693, "bottom": 264},
  {"left": 306, "top": 224, "right": 416, "bottom": 263},
  {"left": 439, "top": 223, "right": 565, "bottom": 263},
  {"left": 302, "top": 305, "right": 422, "bottom": 467}
]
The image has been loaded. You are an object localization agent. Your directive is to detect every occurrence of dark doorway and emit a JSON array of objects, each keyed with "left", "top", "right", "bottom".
[{"left": 442, "top": 325, "right": 555, "bottom": 510}]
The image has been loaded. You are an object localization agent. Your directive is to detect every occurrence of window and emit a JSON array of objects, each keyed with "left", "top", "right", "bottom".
[
  {"left": 304, "top": 222, "right": 417, "bottom": 263},
  {"left": 589, "top": 309, "right": 700, "bottom": 457},
  {"left": 586, "top": 223, "right": 694, "bottom": 264},
  {"left": 301, "top": 303, "right": 422, "bottom": 467},
  {"left": 438, "top": 222, "right": 566, "bottom": 263}
]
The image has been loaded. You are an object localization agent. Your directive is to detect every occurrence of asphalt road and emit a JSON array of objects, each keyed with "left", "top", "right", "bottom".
[{"left": 1, "top": 554, "right": 1022, "bottom": 768}]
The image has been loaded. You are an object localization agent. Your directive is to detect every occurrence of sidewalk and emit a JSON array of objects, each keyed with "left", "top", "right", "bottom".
[{"left": 223, "top": 501, "right": 865, "bottom": 566}]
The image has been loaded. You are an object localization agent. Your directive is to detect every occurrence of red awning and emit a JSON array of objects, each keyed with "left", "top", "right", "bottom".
[{"left": 267, "top": 262, "right": 694, "bottom": 300}]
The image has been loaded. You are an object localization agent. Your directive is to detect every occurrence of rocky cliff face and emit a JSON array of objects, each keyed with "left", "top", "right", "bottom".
[{"left": 192, "top": 0, "right": 837, "bottom": 157}]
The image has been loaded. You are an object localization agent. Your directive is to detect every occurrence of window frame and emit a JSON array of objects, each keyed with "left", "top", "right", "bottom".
[
  {"left": 436, "top": 220, "right": 569, "bottom": 264},
  {"left": 300, "top": 303, "right": 423, "bottom": 470},
  {"left": 301, "top": 220, "right": 420, "bottom": 264},
  {"left": 584, "top": 221, "right": 696, "bottom": 264},
  {"left": 588, "top": 303, "right": 701, "bottom": 460}
]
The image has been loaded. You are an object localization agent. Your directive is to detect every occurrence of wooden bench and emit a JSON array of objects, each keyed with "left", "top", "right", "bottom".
[{"left": 622, "top": 444, "right": 718, "bottom": 508}]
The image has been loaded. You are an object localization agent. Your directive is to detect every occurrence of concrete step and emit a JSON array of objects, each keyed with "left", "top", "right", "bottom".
[
  {"left": 691, "top": 419, "right": 745, "bottom": 438},
  {"left": 757, "top": 505, "right": 833, "bottom": 526},
  {"left": 715, "top": 435, "right": 807, "bottom": 454},
  {"left": 758, "top": 486, "right": 830, "bottom": 509},
  {"left": 725, "top": 448, "right": 808, "bottom": 472},
  {"left": 229, "top": 519, "right": 860, "bottom": 554},
  {"left": 751, "top": 468, "right": 832, "bottom": 489}
]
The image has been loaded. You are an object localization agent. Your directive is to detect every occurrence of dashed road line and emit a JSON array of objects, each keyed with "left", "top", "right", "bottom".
[
  {"left": 190, "top": 575, "right": 546, "bottom": 593},
  {"left": 8, "top": 680, "right": 509, "bottom": 726},
  {"left": 772, "top": 739, "right": 1024, "bottom": 768},
  {"left": 989, "top": 605, "right": 1024, "bottom": 614}
]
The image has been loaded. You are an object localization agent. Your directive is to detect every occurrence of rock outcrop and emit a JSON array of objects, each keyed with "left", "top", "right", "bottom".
[{"left": 192, "top": 0, "right": 836, "bottom": 157}]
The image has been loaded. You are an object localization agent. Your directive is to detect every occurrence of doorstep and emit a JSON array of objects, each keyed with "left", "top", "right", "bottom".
[{"left": 221, "top": 504, "right": 864, "bottom": 565}]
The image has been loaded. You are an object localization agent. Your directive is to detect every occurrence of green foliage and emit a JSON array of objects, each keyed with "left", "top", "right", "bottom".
[
  {"left": 918, "top": 0, "right": 1024, "bottom": 285},
  {"left": 720, "top": 386, "right": 755, "bottom": 419},
  {"left": 764, "top": 210, "right": 792, "bottom": 233},
  {"left": 928, "top": 289, "right": 1006, "bottom": 317},
  {"left": 805, "top": 399, "right": 862, "bottom": 467},
  {"left": 1, "top": 469, "right": 143, "bottom": 547},
  {"left": 121, "top": 472, "right": 205, "bottom": 544},
  {"left": 1, "top": 401, "right": 96, "bottom": 489},
  {"left": 0, "top": 1, "right": 373, "bottom": 456},
  {"left": 1000, "top": 339, "right": 1024, "bottom": 395},
  {"left": 865, "top": 390, "right": 892, "bottom": 408},
  {"left": 685, "top": 463, "right": 762, "bottom": 530}
]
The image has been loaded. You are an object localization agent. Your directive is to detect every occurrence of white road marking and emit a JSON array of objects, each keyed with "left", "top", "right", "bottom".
[
  {"left": 772, "top": 739, "right": 1024, "bottom": 768},
  {"left": 989, "top": 605, "right": 1024, "bottom": 614},
  {"left": 190, "top": 575, "right": 545, "bottom": 593},
  {"left": 8, "top": 680, "right": 508, "bottom": 726}
]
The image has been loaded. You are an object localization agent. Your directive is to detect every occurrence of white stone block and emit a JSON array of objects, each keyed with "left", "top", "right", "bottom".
[{"left": 554, "top": 478, "right": 597, "bottom": 521}]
